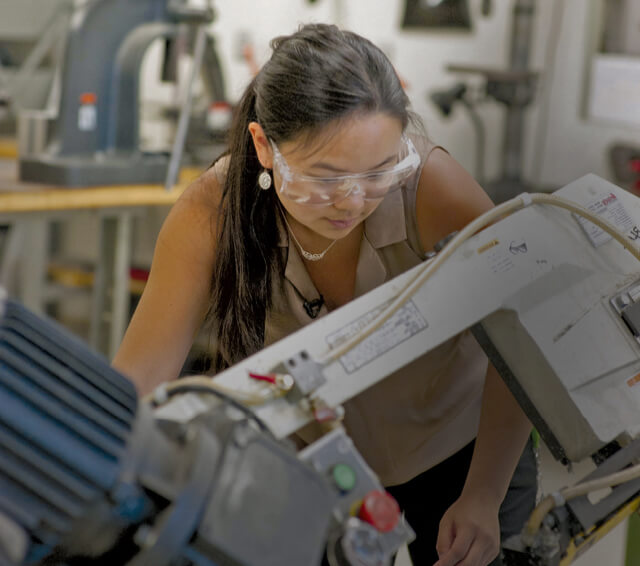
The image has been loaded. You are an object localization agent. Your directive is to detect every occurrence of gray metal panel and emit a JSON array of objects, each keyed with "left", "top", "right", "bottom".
[
  {"left": 0, "top": 1, "right": 71, "bottom": 39},
  {"left": 109, "top": 22, "right": 176, "bottom": 153},
  {"left": 0, "top": 69, "right": 53, "bottom": 109},
  {"left": 19, "top": 152, "right": 168, "bottom": 186},
  {"left": 472, "top": 322, "right": 569, "bottom": 464},
  {"left": 567, "top": 439, "right": 640, "bottom": 529},
  {"left": 54, "top": 0, "right": 171, "bottom": 155}
]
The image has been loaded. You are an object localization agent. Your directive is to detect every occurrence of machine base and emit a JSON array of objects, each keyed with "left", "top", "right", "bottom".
[{"left": 19, "top": 152, "right": 169, "bottom": 187}]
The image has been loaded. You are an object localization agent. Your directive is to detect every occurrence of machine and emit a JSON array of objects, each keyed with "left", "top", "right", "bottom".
[
  {"left": 0, "top": 0, "right": 72, "bottom": 135},
  {"left": 0, "top": 295, "right": 414, "bottom": 565},
  {"left": 162, "top": 173, "right": 640, "bottom": 565},
  {"left": 18, "top": 0, "right": 226, "bottom": 187},
  {"left": 1, "top": 173, "right": 640, "bottom": 565}
]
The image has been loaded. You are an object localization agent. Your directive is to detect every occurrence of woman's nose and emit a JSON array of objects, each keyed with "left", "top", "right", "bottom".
[{"left": 333, "top": 182, "right": 365, "bottom": 209}]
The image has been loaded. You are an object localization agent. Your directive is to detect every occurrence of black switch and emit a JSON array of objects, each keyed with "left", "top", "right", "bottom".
[{"left": 621, "top": 301, "right": 640, "bottom": 336}]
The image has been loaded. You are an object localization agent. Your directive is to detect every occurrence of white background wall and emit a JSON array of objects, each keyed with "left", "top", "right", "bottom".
[
  {"left": 204, "top": 0, "right": 640, "bottom": 190},
  {"left": 207, "top": 0, "right": 512, "bottom": 183}
]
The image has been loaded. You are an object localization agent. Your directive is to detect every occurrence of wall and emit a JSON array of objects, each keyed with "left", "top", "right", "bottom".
[
  {"left": 208, "top": 0, "right": 513, "bottom": 182},
  {"left": 141, "top": 0, "right": 640, "bottom": 200},
  {"left": 528, "top": 0, "right": 640, "bottom": 189},
  {"left": 206, "top": 0, "right": 640, "bottom": 191}
]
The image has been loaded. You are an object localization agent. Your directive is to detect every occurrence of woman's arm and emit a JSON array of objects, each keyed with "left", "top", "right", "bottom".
[
  {"left": 112, "top": 171, "right": 220, "bottom": 395},
  {"left": 416, "top": 149, "right": 532, "bottom": 566},
  {"left": 435, "top": 365, "right": 531, "bottom": 566}
]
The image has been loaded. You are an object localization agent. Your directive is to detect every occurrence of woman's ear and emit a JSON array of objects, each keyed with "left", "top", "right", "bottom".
[{"left": 248, "top": 122, "right": 273, "bottom": 169}]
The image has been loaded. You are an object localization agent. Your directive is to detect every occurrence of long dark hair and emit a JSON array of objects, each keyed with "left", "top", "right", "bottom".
[{"left": 209, "top": 23, "right": 414, "bottom": 371}]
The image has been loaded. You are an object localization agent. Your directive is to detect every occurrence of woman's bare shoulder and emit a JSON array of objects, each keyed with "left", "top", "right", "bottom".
[
  {"left": 112, "top": 162, "right": 227, "bottom": 391},
  {"left": 158, "top": 161, "right": 225, "bottom": 262},
  {"left": 178, "top": 159, "right": 225, "bottom": 213}
]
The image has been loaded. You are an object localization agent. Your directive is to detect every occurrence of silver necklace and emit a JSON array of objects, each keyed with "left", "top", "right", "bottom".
[{"left": 281, "top": 212, "right": 337, "bottom": 261}]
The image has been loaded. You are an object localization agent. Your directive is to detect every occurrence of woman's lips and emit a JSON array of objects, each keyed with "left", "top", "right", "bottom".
[{"left": 327, "top": 217, "right": 357, "bottom": 229}]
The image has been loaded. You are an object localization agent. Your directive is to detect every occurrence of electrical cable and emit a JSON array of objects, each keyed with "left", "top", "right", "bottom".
[
  {"left": 145, "top": 376, "right": 276, "bottom": 436},
  {"left": 316, "top": 191, "right": 640, "bottom": 365},
  {"left": 145, "top": 375, "right": 282, "bottom": 407}
]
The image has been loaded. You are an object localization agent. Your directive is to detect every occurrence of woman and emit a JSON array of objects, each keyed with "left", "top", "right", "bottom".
[{"left": 113, "top": 23, "right": 536, "bottom": 566}]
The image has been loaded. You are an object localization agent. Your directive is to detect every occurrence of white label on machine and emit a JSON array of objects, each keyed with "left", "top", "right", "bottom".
[
  {"left": 78, "top": 105, "right": 97, "bottom": 131},
  {"left": 573, "top": 192, "right": 635, "bottom": 247},
  {"left": 326, "top": 300, "right": 428, "bottom": 373},
  {"left": 488, "top": 246, "right": 516, "bottom": 274}
]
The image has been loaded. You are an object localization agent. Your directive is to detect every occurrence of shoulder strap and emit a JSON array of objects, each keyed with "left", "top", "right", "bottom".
[{"left": 402, "top": 137, "right": 446, "bottom": 259}]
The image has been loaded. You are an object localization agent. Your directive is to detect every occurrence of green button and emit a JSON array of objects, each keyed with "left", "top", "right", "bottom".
[{"left": 332, "top": 463, "right": 357, "bottom": 492}]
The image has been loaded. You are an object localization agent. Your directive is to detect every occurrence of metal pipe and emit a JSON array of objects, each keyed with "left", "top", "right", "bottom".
[{"left": 165, "top": 24, "right": 207, "bottom": 191}]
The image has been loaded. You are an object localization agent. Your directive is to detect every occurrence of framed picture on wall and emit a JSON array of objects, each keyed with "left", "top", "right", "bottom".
[{"left": 401, "top": 0, "right": 472, "bottom": 30}]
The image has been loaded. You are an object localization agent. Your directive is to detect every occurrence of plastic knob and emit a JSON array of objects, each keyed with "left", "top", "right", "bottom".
[
  {"left": 358, "top": 490, "right": 401, "bottom": 533},
  {"left": 332, "top": 463, "right": 357, "bottom": 492}
]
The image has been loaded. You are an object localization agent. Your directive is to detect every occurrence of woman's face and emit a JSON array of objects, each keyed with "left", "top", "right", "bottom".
[{"left": 272, "top": 113, "right": 405, "bottom": 241}]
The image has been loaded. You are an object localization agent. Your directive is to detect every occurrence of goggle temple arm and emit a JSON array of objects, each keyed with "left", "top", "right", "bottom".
[{"left": 270, "top": 142, "right": 293, "bottom": 185}]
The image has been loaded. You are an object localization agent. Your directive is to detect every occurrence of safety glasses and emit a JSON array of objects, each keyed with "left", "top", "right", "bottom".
[{"left": 270, "top": 135, "right": 420, "bottom": 206}]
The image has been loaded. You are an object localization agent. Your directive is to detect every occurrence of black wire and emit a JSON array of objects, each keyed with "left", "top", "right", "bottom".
[
  {"left": 156, "top": 384, "right": 275, "bottom": 438},
  {"left": 277, "top": 206, "right": 325, "bottom": 319},
  {"left": 285, "top": 277, "right": 325, "bottom": 319}
]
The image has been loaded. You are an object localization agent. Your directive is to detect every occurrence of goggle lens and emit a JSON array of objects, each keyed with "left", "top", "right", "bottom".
[{"left": 271, "top": 136, "right": 419, "bottom": 206}]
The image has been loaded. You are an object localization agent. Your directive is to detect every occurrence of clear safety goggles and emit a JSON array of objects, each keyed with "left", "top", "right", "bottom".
[{"left": 270, "top": 135, "right": 420, "bottom": 206}]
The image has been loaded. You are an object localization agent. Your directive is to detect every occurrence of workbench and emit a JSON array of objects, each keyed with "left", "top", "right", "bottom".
[{"left": 0, "top": 156, "right": 197, "bottom": 359}]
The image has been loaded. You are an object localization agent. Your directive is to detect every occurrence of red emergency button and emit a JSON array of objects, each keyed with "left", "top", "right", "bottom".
[{"left": 358, "top": 490, "right": 401, "bottom": 533}]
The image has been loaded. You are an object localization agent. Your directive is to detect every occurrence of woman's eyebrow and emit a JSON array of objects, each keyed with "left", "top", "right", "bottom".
[{"left": 307, "top": 154, "right": 397, "bottom": 174}]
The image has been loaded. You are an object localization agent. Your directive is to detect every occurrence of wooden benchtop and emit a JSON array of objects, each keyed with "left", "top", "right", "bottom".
[
  {"left": 0, "top": 138, "right": 18, "bottom": 159},
  {"left": 0, "top": 159, "right": 201, "bottom": 213}
]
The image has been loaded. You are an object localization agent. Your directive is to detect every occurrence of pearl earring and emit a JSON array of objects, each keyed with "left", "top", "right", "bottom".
[{"left": 258, "top": 169, "right": 272, "bottom": 190}]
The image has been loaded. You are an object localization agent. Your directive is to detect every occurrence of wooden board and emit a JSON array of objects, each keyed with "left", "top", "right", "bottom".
[{"left": 0, "top": 160, "right": 202, "bottom": 212}]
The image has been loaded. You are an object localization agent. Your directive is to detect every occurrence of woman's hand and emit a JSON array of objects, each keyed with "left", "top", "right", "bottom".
[
  {"left": 431, "top": 363, "right": 532, "bottom": 566},
  {"left": 433, "top": 492, "right": 501, "bottom": 566}
]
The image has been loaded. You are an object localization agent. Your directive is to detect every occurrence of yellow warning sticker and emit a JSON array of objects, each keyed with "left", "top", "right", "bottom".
[
  {"left": 627, "top": 374, "right": 640, "bottom": 387},
  {"left": 477, "top": 239, "right": 499, "bottom": 254}
]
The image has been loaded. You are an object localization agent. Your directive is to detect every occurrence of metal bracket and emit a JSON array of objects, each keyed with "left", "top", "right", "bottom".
[{"left": 281, "top": 350, "right": 327, "bottom": 401}]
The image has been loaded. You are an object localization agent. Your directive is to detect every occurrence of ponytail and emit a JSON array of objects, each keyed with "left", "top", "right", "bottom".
[{"left": 208, "top": 78, "right": 283, "bottom": 371}]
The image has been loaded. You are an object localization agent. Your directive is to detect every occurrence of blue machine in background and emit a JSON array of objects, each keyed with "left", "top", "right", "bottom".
[{"left": 18, "top": 0, "right": 226, "bottom": 187}]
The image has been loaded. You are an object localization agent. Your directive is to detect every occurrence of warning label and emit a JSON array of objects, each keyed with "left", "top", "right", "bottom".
[
  {"left": 326, "top": 300, "right": 428, "bottom": 374},
  {"left": 627, "top": 373, "right": 640, "bottom": 388},
  {"left": 574, "top": 192, "right": 635, "bottom": 248}
]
